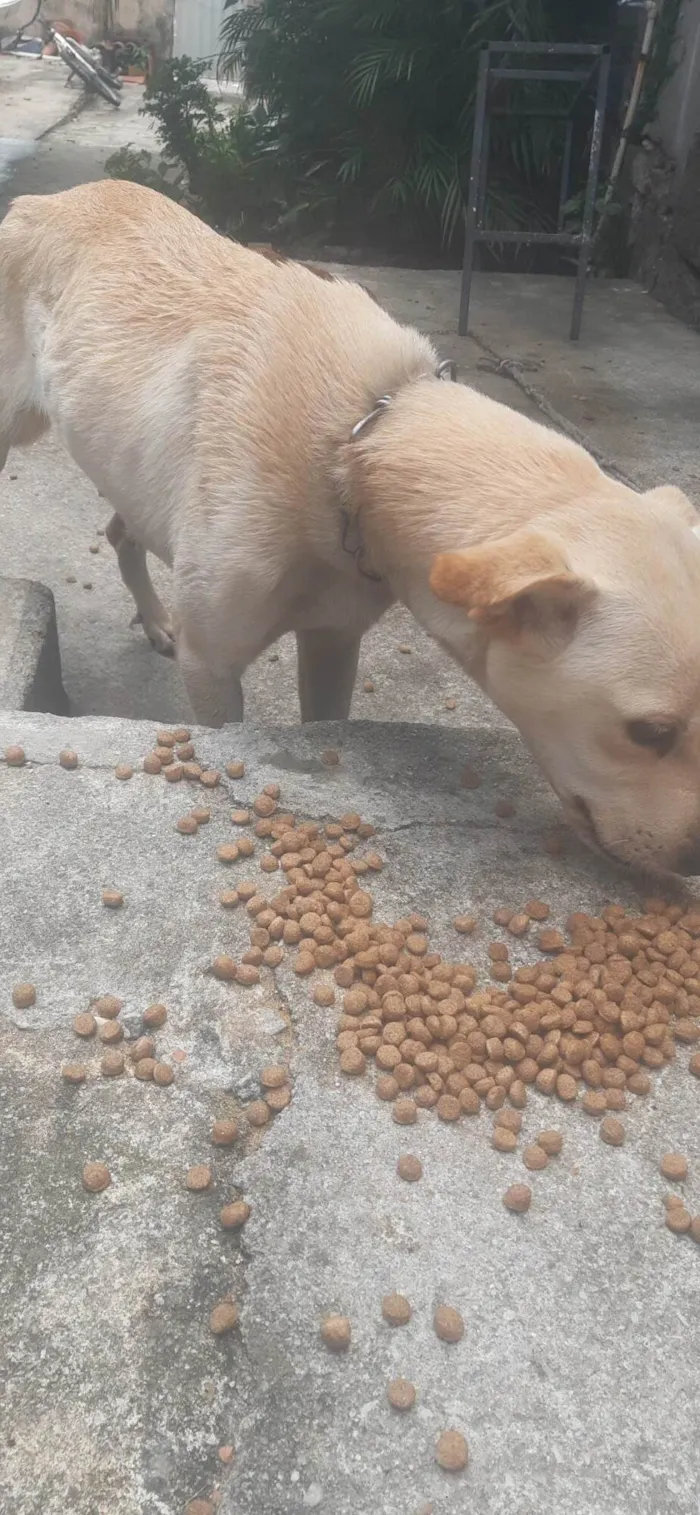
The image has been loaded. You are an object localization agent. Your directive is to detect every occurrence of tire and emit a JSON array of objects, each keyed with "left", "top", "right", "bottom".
[{"left": 53, "top": 33, "right": 122, "bottom": 106}]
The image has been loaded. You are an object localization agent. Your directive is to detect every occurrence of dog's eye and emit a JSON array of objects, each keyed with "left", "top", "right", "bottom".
[{"left": 626, "top": 719, "right": 678, "bottom": 757}]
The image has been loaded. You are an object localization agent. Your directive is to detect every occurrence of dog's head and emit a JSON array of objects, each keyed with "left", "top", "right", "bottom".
[{"left": 430, "top": 483, "right": 700, "bottom": 876}]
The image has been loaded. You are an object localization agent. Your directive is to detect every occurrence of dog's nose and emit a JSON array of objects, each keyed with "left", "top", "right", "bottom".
[{"left": 678, "top": 839, "right": 700, "bottom": 876}]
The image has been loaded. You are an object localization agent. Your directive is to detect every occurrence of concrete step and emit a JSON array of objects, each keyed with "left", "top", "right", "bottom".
[
  {"left": 0, "top": 713, "right": 697, "bottom": 1515},
  {"left": 0, "top": 576, "right": 68, "bottom": 714}
]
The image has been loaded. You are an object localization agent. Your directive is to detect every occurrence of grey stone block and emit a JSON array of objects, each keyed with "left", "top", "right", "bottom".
[{"left": 0, "top": 575, "right": 68, "bottom": 714}]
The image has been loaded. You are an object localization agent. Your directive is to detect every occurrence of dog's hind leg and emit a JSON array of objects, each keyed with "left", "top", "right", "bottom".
[
  {"left": 296, "top": 629, "right": 361, "bottom": 722},
  {"left": 105, "top": 513, "right": 175, "bottom": 657}
]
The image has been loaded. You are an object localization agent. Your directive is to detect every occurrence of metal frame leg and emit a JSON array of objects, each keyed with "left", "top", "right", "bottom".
[
  {"left": 557, "top": 118, "right": 573, "bottom": 231},
  {"left": 570, "top": 46, "right": 611, "bottom": 340},
  {"left": 459, "top": 43, "right": 490, "bottom": 337}
]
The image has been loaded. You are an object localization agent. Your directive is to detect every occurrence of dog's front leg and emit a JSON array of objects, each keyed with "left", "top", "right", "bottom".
[
  {"left": 105, "top": 513, "right": 175, "bottom": 657},
  {"left": 177, "top": 629, "right": 244, "bottom": 728},
  {"left": 296, "top": 629, "right": 361, "bottom": 722}
]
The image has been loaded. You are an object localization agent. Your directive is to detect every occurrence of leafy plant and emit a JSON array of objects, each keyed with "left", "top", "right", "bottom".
[
  {"left": 218, "top": 0, "right": 618, "bottom": 252},
  {"left": 104, "top": 146, "right": 188, "bottom": 202}
]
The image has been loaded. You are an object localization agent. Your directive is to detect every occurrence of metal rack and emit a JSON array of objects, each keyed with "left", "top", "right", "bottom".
[{"left": 458, "top": 41, "right": 612, "bottom": 341}]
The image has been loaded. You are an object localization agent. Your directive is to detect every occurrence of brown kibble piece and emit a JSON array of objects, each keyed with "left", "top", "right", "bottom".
[
  {"left": 340, "top": 1047, "right": 366, "bottom": 1076},
  {"left": 492, "top": 1126, "right": 517, "bottom": 1153},
  {"left": 495, "top": 1109, "right": 522, "bottom": 1134},
  {"left": 93, "top": 995, "right": 121, "bottom": 1019},
  {"left": 62, "top": 1063, "right": 87, "bottom": 1084},
  {"left": 260, "top": 1064, "right": 288, "bottom": 1089},
  {"left": 185, "top": 1164, "right": 212, "bottom": 1192},
  {"left": 163, "top": 764, "right": 183, "bottom": 783},
  {"left": 436, "top": 1094, "right": 461, "bottom": 1122},
  {"left": 266, "top": 1085, "right": 292, "bottom": 1113},
  {"left": 523, "top": 1144, "right": 548, "bottom": 1171},
  {"left": 382, "top": 1292, "right": 412, "bottom": 1326},
  {"left": 211, "top": 1119, "right": 238, "bottom": 1146},
  {"left": 434, "top": 1305, "right": 464, "bottom": 1343},
  {"left": 321, "top": 748, "right": 340, "bottom": 766},
  {"left": 253, "top": 793, "right": 277, "bottom": 817},
  {"left": 211, "top": 955, "right": 237, "bottom": 981},
  {"left": 666, "top": 1206, "right": 692, "bottom": 1235},
  {"left": 247, "top": 1100, "right": 270, "bottom": 1128},
  {"left": 5, "top": 745, "right": 26, "bottom": 766},
  {"left": 538, "top": 928, "right": 565, "bottom": 952},
  {"left": 525, "top": 899, "right": 550, "bottom": 920},
  {"left": 100, "top": 1051, "right": 125, "bottom": 1078},
  {"left": 12, "top": 983, "right": 36, "bottom": 1010},
  {"left": 200, "top": 769, "right": 221, "bottom": 789},
  {"left": 660, "top": 1152, "right": 688, "bottom": 1181},
  {"left": 226, "top": 761, "right": 245, "bottom": 779},
  {"left": 210, "top": 1300, "right": 239, "bottom": 1335},
  {"left": 397, "top": 1154, "right": 422, "bottom": 1182},
  {"left": 176, "top": 815, "right": 198, "bottom": 834},
  {"left": 143, "top": 753, "right": 162, "bottom": 774},
  {"left": 98, "top": 1020, "right": 123, "bottom": 1045},
  {"left": 73, "top": 1012, "right": 96, "bottom": 1038},
  {"left": 102, "top": 889, "right": 124, "bottom": 909},
  {"left": 363, "top": 679, "right": 375, "bottom": 693},
  {"left": 133, "top": 1057, "right": 156, "bottom": 1081},
  {"left": 191, "top": 806, "right": 210, "bottom": 824},
  {"left": 321, "top": 1314, "right": 351, "bottom": 1351},
  {"left": 219, "top": 890, "right": 239, "bottom": 909},
  {"left": 582, "top": 1090, "right": 608, "bottom": 1117},
  {"left": 185, "top": 1502, "right": 215, "bottom": 1515},
  {"left": 503, "top": 1183, "right": 532, "bottom": 1213},
  {"left": 220, "top": 1200, "right": 251, "bottom": 1230},
  {"left": 130, "top": 1036, "right": 156, "bottom": 1062},
  {"left": 173, "top": 727, "right": 191, "bottom": 743},
  {"left": 143, "top": 1003, "right": 167, "bottom": 1029},
  {"left": 59, "top": 749, "right": 79, "bottom": 770},
  {"left": 115, "top": 763, "right": 133, "bottom": 781},
  {"left": 153, "top": 1062, "right": 175, "bottom": 1086},
  {"left": 436, "top": 1430, "right": 469, "bottom": 1472},
  {"left": 600, "top": 1116, "right": 625, "bottom": 1147},
  {"left": 556, "top": 1074, "right": 578, "bottom": 1103},
  {"left": 231, "top": 808, "right": 250, "bottom": 825},
  {"left": 387, "top": 1378, "right": 416, "bottom": 1411},
  {"left": 217, "top": 843, "right": 239, "bottom": 864},
  {"left": 313, "top": 983, "right": 335, "bottom": 1007},
  {"left": 537, "top": 1130, "right": 563, "bottom": 1156},
  {"left": 82, "top": 1161, "right": 111, "bottom": 1193},
  {"left": 393, "top": 1098, "right": 417, "bottom": 1125}
]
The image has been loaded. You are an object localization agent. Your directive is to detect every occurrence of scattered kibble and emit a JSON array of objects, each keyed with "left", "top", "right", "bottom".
[
  {"left": 387, "top": 1378, "right": 416, "bottom": 1410},
  {"left": 436, "top": 1430, "right": 469, "bottom": 1472},
  {"left": 130, "top": 1036, "right": 155, "bottom": 1062},
  {"left": 220, "top": 1200, "right": 251, "bottom": 1230},
  {"left": 115, "top": 764, "right": 133, "bottom": 781},
  {"left": 134, "top": 1057, "right": 156, "bottom": 1081},
  {"left": 211, "top": 1119, "right": 238, "bottom": 1146},
  {"left": 363, "top": 679, "right": 375, "bottom": 693},
  {"left": 73, "top": 1012, "right": 96, "bottom": 1038},
  {"left": 503, "top": 1184, "right": 532, "bottom": 1214},
  {"left": 537, "top": 1131, "right": 563, "bottom": 1156},
  {"left": 453, "top": 915, "right": 477, "bottom": 934},
  {"left": 433, "top": 1305, "right": 464, "bottom": 1343},
  {"left": 12, "top": 983, "right": 36, "bottom": 1010},
  {"left": 666, "top": 1206, "right": 692, "bottom": 1235},
  {"left": 176, "top": 815, "right": 198, "bottom": 834},
  {"left": 226, "top": 761, "right": 245, "bottom": 779},
  {"left": 660, "top": 1152, "right": 688, "bottom": 1181},
  {"left": 247, "top": 1100, "right": 270, "bottom": 1128},
  {"left": 102, "top": 889, "right": 124, "bottom": 909},
  {"left": 381, "top": 1293, "right": 411, "bottom": 1327},
  {"left": 320, "top": 1315, "right": 351, "bottom": 1352},
  {"left": 62, "top": 1063, "right": 87, "bottom": 1084},
  {"left": 600, "top": 1117, "right": 625, "bottom": 1147},
  {"left": 523, "top": 1144, "right": 548, "bottom": 1171},
  {"left": 143, "top": 1003, "right": 167, "bottom": 1030},
  {"left": 397, "top": 1155, "right": 422, "bottom": 1182},
  {"left": 210, "top": 1300, "right": 239, "bottom": 1335},
  {"left": 101, "top": 1051, "right": 125, "bottom": 1078},
  {"left": 5, "top": 745, "right": 26, "bottom": 766},
  {"left": 82, "top": 1161, "right": 111, "bottom": 1193},
  {"left": 321, "top": 749, "right": 340, "bottom": 766},
  {"left": 93, "top": 995, "right": 121, "bottom": 1019},
  {"left": 59, "top": 749, "right": 79, "bottom": 770},
  {"left": 185, "top": 1164, "right": 212, "bottom": 1192}
]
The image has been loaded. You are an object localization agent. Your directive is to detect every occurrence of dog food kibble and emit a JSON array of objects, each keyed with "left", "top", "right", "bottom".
[
  {"left": 321, "top": 1315, "right": 351, "bottom": 1352},
  {"left": 102, "top": 889, "right": 124, "bottom": 909},
  {"left": 101, "top": 1051, "right": 125, "bottom": 1078},
  {"left": 191, "top": 806, "right": 210, "bottom": 825},
  {"left": 260, "top": 1064, "right": 288, "bottom": 1089},
  {"left": 185, "top": 1164, "right": 212, "bottom": 1192},
  {"left": 582, "top": 1090, "right": 608, "bottom": 1117},
  {"left": 381, "top": 1293, "right": 412, "bottom": 1327},
  {"left": 210, "top": 1300, "right": 239, "bottom": 1335},
  {"left": 313, "top": 982, "right": 335, "bottom": 1007},
  {"left": 340, "top": 1048, "right": 366, "bottom": 1076},
  {"left": 143, "top": 754, "right": 162, "bottom": 775},
  {"left": 393, "top": 1098, "right": 417, "bottom": 1125},
  {"left": 115, "top": 764, "right": 133, "bottom": 781},
  {"left": 226, "top": 761, "right": 245, "bottom": 779},
  {"left": 556, "top": 1074, "right": 578, "bottom": 1103},
  {"left": 73, "top": 1012, "right": 96, "bottom": 1038},
  {"left": 176, "top": 815, "right": 198, "bottom": 835},
  {"left": 134, "top": 1057, "right": 156, "bottom": 1081},
  {"left": 247, "top": 1100, "right": 270, "bottom": 1128},
  {"left": 185, "top": 1502, "right": 215, "bottom": 1515},
  {"left": 211, "top": 1119, "right": 238, "bottom": 1146},
  {"left": 200, "top": 769, "right": 221, "bottom": 789},
  {"left": 538, "top": 928, "right": 565, "bottom": 952},
  {"left": 12, "top": 983, "right": 36, "bottom": 1010},
  {"left": 82, "top": 1162, "right": 111, "bottom": 1193},
  {"left": 453, "top": 915, "right": 477, "bottom": 934},
  {"left": 537, "top": 1130, "right": 563, "bottom": 1156},
  {"left": 5, "top": 745, "right": 26, "bottom": 766},
  {"left": 363, "top": 679, "right": 375, "bottom": 693},
  {"left": 600, "top": 1116, "right": 625, "bottom": 1147},
  {"left": 99, "top": 1020, "right": 123, "bottom": 1046},
  {"left": 523, "top": 1144, "right": 548, "bottom": 1171},
  {"left": 217, "top": 843, "right": 239, "bottom": 865},
  {"left": 434, "top": 1305, "right": 464, "bottom": 1343},
  {"left": 93, "top": 995, "right": 122, "bottom": 1019},
  {"left": 143, "top": 1002, "right": 167, "bottom": 1029},
  {"left": 387, "top": 1378, "right": 416, "bottom": 1411},
  {"left": 59, "top": 749, "right": 79, "bottom": 770},
  {"left": 397, "top": 1154, "right": 423, "bottom": 1182},
  {"left": 321, "top": 748, "right": 340, "bottom": 766},
  {"left": 211, "top": 954, "right": 237, "bottom": 981},
  {"left": 666, "top": 1206, "right": 692, "bottom": 1235},
  {"left": 492, "top": 1126, "right": 517, "bottom": 1153},
  {"left": 164, "top": 764, "right": 183, "bottom": 783},
  {"left": 219, "top": 1200, "right": 251, "bottom": 1230},
  {"left": 62, "top": 1063, "right": 87, "bottom": 1084},
  {"left": 436, "top": 1430, "right": 469, "bottom": 1472},
  {"left": 131, "top": 1036, "right": 156, "bottom": 1063},
  {"left": 436, "top": 1095, "right": 461, "bottom": 1122},
  {"left": 503, "top": 1183, "right": 532, "bottom": 1214},
  {"left": 660, "top": 1153, "right": 688, "bottom": 1181},
  {"left": 173, "top": 727, "right": 191, "bottom": 743},
  {"left": 231, "top": 809, "right": 250, "bottom": 826},
  {"left": 153, "top": 1062, "right": 174, "bottom": 1087}
]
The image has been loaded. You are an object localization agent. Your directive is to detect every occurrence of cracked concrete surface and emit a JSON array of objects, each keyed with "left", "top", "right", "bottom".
[{"left": 2, "top": 714, "right": 700, "bottom": 1515}]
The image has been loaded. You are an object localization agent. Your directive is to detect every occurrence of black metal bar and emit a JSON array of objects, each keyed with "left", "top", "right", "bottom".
[
  {"left": 458, "top": 43, "right": 489, "bottom": 337},
  {"left": 490, "top": 67, "right": 592, "bottom": 82},
  {"left": 486, "top": 41, "right": 607, "bottom": 56},
  {"left": 472, "top": 230, "right": 582, "bottom": 246},
  {"left": 558, "top": 117, "right": 574, "bottom": 231},
  {"left": 570, "top": 45, "right": 611, "bottom": 339}
]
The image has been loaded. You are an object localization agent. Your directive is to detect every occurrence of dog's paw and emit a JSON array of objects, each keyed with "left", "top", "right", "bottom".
[{"left": 147, "top": 624, "right": 176, "bottom": 658}]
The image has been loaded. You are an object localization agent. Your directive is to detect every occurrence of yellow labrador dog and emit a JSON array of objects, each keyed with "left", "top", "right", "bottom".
[{"left": 2, "top": 178, "right": 700, "bottom": 874}]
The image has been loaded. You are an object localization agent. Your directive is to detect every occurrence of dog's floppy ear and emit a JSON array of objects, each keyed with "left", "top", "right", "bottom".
[{"left": 430, "top": 530, "right": 595, "bottom": 633}]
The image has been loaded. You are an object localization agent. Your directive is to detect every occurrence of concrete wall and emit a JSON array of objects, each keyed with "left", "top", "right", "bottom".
[
  {"left": 656, "top": 0, "right": 700, "bottom": 170},
  {"left": 5, "top": 0, "right": 174, "bottom": 52}
]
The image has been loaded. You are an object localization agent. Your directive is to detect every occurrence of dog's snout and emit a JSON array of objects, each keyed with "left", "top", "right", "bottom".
[{"left": 677, "top": 839, "right": 700, "bottom": 877}]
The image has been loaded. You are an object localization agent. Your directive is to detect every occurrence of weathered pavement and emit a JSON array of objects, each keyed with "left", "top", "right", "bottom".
[{"left": 1, "top": 713, "right": 699, "bottom": 1515}]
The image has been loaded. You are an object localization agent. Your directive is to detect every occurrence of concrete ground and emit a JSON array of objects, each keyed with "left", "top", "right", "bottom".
[{"left": 2, "top": 713, "right": 699, "bottom": 1515}]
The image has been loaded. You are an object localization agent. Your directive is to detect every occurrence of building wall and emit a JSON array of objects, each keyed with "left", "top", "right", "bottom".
[
  {"left": 656, "top": 0, "right": 700, "bottom": 170},
  {"left": 6, "top": 0, "right": 174, "bottom": 52}
]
